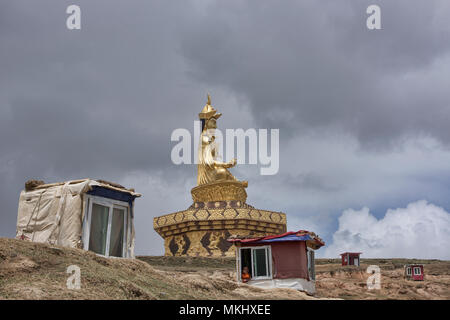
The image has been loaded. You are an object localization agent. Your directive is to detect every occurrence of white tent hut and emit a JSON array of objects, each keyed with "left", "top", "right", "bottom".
[{"left": 16, "top": 179, "right": 141, "bottom": 258}]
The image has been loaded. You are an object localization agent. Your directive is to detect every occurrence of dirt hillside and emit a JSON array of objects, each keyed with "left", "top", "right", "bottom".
[
  {"left": 314, "top": 259, "right": 450, "bottom": 299},
  {"left": 1, "top": 238, "right": 448, "bottom": 300},
  {"left": 0, "top": 238, "right": 315, "bottom": 300}
]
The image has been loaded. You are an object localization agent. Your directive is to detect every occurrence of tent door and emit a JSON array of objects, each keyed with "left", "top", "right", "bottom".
[
  {"left": 88, "top": 203, "right": 109, "bottom": 255},
  {"left": 240, "top": 248, "right": 252, "bottom": 278},
  {"left": 109, "top": 207, "right": 127, "bottom": 257}
]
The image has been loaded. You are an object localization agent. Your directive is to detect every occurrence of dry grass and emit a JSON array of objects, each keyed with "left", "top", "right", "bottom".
[
  {"left": 0, "top": 238, "right": 313, "bottom": 300},
  {"left": 1, "top": 238, "right": 448, "bottom": 300}
]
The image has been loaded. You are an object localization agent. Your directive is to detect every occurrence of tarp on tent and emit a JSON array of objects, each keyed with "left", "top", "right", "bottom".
[
  {"left": 271, "top": 241, "right": 309, "bottom": 279},
  {"left": 16, "top": 179, "right": 141, "bottom": 257}
]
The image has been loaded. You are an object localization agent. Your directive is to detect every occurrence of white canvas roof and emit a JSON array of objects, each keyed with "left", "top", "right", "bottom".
[{"left": 16, "top": 179, "right": 140, "bottom": 257}]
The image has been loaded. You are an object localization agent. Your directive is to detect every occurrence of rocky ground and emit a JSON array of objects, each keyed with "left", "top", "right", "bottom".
[
  {"left": 1, "top": 238, "right": 449, "bottom": 299},
  {"left": 314, "top": 259, "right": 450, "bottom": 299}
]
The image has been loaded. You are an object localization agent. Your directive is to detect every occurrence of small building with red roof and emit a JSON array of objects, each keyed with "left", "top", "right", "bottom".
[
  {"left": 227, "top": 230, "right": 325, "bottom": 295},
  {"left": 404, "top": 264, "right": 424, "bottom": 281},
  {"left": 340, "top": 252, "right": 362, "bottom": 266}
]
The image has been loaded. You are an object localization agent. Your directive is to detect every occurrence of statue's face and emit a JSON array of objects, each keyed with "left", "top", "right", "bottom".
[{"left": 205, "top": 118, "right": 217, "bottom": 130}]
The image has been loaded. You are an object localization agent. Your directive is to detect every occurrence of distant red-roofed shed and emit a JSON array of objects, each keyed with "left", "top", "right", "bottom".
[
  {"left": 340, "top": 252, "right": 362, "bottom": 266},
  {"left": 404, "top": 264, "right": 424, "bottom": 281}
]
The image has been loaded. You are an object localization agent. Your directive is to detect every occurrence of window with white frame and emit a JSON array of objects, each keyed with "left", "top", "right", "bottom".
[
  {"left": 240, "top": 246, "right": 272, "bottom": 280},
  {"left": 83, "top": 195, "right": 130, "bottom": 258},
  {"left": 406, "top": 267, "right": 412, "bottom": 276},
  {"left": 413, "top": 267, "right": 421, "bottom": 275}
]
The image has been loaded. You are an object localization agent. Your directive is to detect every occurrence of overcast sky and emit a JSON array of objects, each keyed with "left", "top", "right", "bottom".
[{"left": 1, "top": 0, "right": 449, "bottom": 259}]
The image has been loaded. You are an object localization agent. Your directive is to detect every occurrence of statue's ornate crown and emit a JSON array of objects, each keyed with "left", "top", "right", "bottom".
[{"left": 199, "top": 94, "right": 222, "bottom": 120}]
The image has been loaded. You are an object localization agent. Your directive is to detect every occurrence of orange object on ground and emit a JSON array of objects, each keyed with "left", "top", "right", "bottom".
[{"left": 242, "top": 272, "right": 251, "bottom": 283}]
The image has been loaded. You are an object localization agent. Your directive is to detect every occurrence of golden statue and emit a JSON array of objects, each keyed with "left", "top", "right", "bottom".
[
  {"left": 191, "top": 94, "right": 248, "bottom": 203},
  {"left": 197, "top": 94, "right": 240, "bottom": 185},
  {"left": 153, "top": 94, "right": 287, "bottom": 257}
]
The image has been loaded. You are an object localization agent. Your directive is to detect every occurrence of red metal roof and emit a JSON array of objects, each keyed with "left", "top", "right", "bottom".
[
  {"left": 340, "top": 252, "right": 362, "bottom": 256},
  {"left": 227, "top": 230, "right": 325, "bottom": 247}
]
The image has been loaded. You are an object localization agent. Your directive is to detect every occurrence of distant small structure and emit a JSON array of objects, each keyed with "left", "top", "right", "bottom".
[
  {"left": 16, "top": 179, "right": 141, "bottom": 258},
  {"left": 404, "top": 264, "right": 424, "bottom": 281},
  {"left": 228, "top": 230, "right": 324, "bottom": 295},
  {"left": 340, "top": 252, "right": 362, "bottom": 266}
]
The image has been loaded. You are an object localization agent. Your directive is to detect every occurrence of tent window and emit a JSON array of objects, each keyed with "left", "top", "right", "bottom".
[
  {"left": 84, "top": 196, "right": 130, "bottom": 258},
  {"left": 253, "top": 248, "right": 268, "bottom": 277},
  {"left": 406, "top": 267, "right": 412, "bottom": 276},
  {"left": 109, "top": 208, "right": 126, "bottom": 257},
  {"left": 89, "top": 203, "right": 110, "bottom": 255},
  {"left": 240, "top": 246, "right": 272, "bottom": 280},
  {"left": 413, "top": 267, "right": 421, "bottom": 275}
]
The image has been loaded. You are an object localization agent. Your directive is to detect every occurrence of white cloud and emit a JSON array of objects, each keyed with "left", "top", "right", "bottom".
[{"left": 323, "top": 200, "right": 450, "bottom": 259}]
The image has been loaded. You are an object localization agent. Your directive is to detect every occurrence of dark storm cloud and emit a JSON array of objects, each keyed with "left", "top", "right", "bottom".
[
  {"left": 0, "top": 0, "right": 202, "bottom": 237},
  {"left": 178, "top": 0, "right": 450, "bottom": 148},
  {"left": 0, "top": 1, "right": 188, "bottom": 176}
]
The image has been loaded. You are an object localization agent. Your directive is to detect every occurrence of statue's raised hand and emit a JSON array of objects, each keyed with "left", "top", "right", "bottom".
[{"left": 228, "top": 158, "right": 237, "bottom": 167}]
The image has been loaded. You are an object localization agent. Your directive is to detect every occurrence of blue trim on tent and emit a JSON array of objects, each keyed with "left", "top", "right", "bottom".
[
  {"left": 86, "top": 186, "right": 137, "bottom": 218},
  {"left": 256, "top": 234, "right": 313, "bottom": 243}
]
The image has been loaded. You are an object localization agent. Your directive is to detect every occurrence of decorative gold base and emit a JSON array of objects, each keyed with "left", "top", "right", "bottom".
[
  {"left": 163, "top": 229, "right": 269, "bottom": 257},
  {"left": 153, "top": 201, "right": 287, "bottom": 257},
  {"left": 191, "top": 180, "right": 248, "bottom": 203}
]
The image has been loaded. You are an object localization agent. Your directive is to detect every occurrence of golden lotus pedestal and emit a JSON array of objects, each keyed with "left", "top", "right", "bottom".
[{"left": 153, "top": 181, "right": 287, "bottom": 257}]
